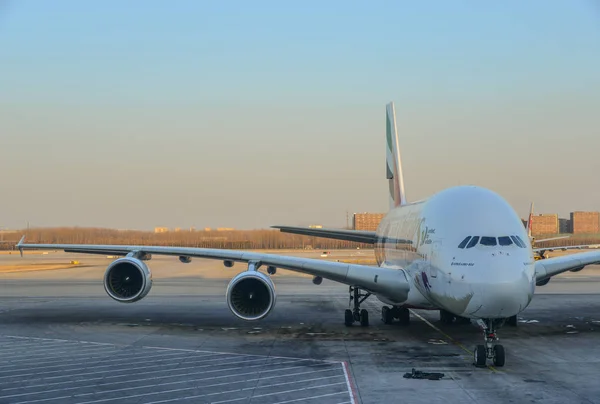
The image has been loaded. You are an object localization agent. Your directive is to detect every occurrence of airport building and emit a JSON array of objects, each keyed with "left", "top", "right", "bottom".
[
  {"left": 353, "top": 213, "right": 385, "bottom": 231},
  {"left": 559, "top": 218, "right": 571, "bottom": 234},
  {"left": 530, "top": 214, "right": 558, "bottom": 236},
  {"left": 571, "top": 211, "right": 600, "bottom": 234}
]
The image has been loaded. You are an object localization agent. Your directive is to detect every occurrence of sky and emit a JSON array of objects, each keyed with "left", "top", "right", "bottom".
[{"left": 1, "top": 0, "right": 599, "bottom": 231}]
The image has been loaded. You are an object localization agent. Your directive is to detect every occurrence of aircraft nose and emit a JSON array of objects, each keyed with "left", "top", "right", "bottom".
[{"left": 467, "top": 266, "right": 533, "bottom": 318}]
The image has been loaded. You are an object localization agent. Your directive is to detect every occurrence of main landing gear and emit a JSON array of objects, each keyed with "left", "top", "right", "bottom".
[
  {"left": 473, "top": 319, "right": 505, "bottom": 367},
  {"left": 344, "top": 286, "right": 371, "bottom": 327},
  {"left": 439, "top": 309, "right": 471, "bottom": 325},
  {"left": 506, "top": 315, "right": 518, "bottom": 327},
  {"left": 342, "top": 286, "right": 411, "bottom": 327},
  {"left": 381, "top": 305, "right": 410, "bottom": 325}
]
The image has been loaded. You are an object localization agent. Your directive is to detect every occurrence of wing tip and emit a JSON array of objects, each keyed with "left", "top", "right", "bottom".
[{"left": 16, "top": 235, "right": 25, "bottom": 257}]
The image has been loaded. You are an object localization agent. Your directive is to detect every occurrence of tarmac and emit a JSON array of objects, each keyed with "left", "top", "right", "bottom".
[{"left": 1, "top": 250, "right": 600, "bottom": 403}]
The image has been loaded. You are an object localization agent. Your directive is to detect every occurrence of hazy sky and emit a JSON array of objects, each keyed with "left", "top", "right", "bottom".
[{"left": 1, "top": 1, "right": 599, "bottom": 231}]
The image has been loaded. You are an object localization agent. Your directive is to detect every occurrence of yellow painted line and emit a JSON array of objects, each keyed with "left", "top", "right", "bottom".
[{"left": 409, "top": 309, "right": 500, "bottom": 373}]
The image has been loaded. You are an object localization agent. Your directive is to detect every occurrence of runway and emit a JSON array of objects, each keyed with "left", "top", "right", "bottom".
[{"left": 1, "top": 251, "right": 600, "bottom": 403}]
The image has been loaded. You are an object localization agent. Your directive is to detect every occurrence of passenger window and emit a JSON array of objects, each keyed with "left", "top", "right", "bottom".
[
  {"left": 466, "top": 236, "right": 479, "bottom": 248},
  {"left": 498, "top": 236, "right": 513, "bottom": 246},
  {"left": 515, "top": 236, "right": 527, "bottom": 248},
  {"left": 480, "top": 237, "right": 497, "bottom": 246},
  {"left": 458, "top": 236, "right": 471, "bottom": 248}
]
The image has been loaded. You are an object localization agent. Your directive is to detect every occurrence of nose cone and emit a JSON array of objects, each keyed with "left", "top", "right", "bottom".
[{"left": 465, "top": 264, "right": 534, "bottom": 318}]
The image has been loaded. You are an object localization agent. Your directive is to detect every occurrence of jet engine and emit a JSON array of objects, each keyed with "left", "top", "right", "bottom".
[
  {"left": 570, "top": 266, "right": 585, "bottom": 272},
  {"left": 536, "top": 277, "right": 550, "bottom": 287},
  {"left": 226, "top": 271, "right": 276, "bottom": 321},
  {"left": 103, "top": 257, "right": 152, "bottom": 303}
]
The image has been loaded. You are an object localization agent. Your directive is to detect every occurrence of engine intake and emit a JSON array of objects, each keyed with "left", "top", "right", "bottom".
[
  {"left": 103, "top": 257, "right": 152, "bottom": 303},
  {"left": 226, "top": 271, "right": 276, "bottom": 321}
]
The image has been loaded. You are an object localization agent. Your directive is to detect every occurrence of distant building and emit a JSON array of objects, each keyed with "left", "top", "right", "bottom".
[
  {"left": 154, "top": 227, "right": 169, "bottom": 233},
  {"left": 570, "top": 211, "right": 600, "bottom": 234},
  {"left": 353, "top": 213, "right": 385, "bottom": 231},
  {"left": 308, "top": 225, "right": 323, "bottom": 229},
  {"left": 174, "top": 227, "right": 182, "bottom": 232},
  {"left": 216, "top": 228, "right": 235, "bottom": 231},
  {"left": 530, "top": 214, "right": 558, "bottom": 235},
  {"left": 558, "top": 218, "right": 571, "bottom": 234}
]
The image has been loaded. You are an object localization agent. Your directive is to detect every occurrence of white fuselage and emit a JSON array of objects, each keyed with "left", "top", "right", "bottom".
[{"left": 374, "top": 185, "right": 536, "bottom": 319}]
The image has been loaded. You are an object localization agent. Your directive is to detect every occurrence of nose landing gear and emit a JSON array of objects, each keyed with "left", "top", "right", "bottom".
[{"left": 473, "top": 319, "right": 505, "bottom": 367}]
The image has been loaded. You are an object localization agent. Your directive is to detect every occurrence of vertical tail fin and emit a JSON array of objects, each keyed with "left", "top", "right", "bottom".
[
  {"left": 386, "top": 102, "right": 407, "bottom": 209},
  {"left": 527, "top": 202, "right": 534, "bottom": 239}
]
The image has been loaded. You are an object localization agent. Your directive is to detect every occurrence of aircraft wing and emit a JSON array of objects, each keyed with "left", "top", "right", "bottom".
[
  {"left": 535, "top": 250, "right": 600, "bottom": 282},
  {"left": 271, "top": 226, "right": 378, "bottom": 244},
  {"left": 15, "top": 239, "right": 411, "bottom": 303},
  {"left": 533, "top": 235, "right": 570, "bottom": 243},
  {"left": 533, "top": 244, "right": 600, "bottom": 254}
]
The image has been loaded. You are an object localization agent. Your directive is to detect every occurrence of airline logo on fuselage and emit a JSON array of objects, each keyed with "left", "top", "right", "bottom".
[{"left": 417, "top": 224, "right": 435, "bottom": 247}]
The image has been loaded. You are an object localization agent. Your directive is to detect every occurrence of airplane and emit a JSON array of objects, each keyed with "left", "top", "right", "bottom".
[
  {"left": 526, "top": 202, "right": 570, "bottom": 245},
  {"left": 15, "top": 102, "right": 600, "bottom": 368},
  {"left": 527, "top": 202, "right": 600, "bottom": 260}
]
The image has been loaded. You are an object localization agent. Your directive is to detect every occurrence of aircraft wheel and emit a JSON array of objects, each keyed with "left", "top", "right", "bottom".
[
  {"left": 440, "top": 310, "right": 455, "bottom": 324},
  {"left": 474, "top": 345, "right": 487, "bottom": 367},
  {"left": 493, "top": 345, "right": 505, "bottom": 367},
  {"left": 344, "top": 309, "right": 353, "bottom": 326},
  {"left": 360, "top": 309, "right": 369, "bottom": 327},
  {"left": 456, "top": 316, "right": 471, "bottom": 325},
  {"left": 398, "top": 307, "right": 410, "bottom": 325},
  {"left": 381, "top": 306, "right": 393, "bottom": 324}
]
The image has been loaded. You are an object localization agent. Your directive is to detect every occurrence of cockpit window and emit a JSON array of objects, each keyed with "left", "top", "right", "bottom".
[
  {"left": 480, "top": 237, "right": 497, "bottom": 246},
  {"left": 510, "top": 236, "right": 525, "bottom": 248},
  {"left": 466, "top": 236, "right": 479, "bottom": 248},
  {"left": 460, "top": 235, "right": 525, "bottom": 249},
  {"left": 458, "top": 236, "right": 471, "bottom": 248},
  {"left": 515, "top": 235, "right": 527, "bottom": 248}
]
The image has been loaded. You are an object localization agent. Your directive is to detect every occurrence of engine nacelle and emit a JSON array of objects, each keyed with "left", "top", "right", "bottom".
[
  {"left": 570, "top": 266, "right": 585, "bottom": 272},
  {"left": 226, "top": 271, "right": 276, "bottom": 321},
  {"left": 103, "top": 257, "right": 152, "bottom": 303},
  {"left": 536, "top": 277, "right": 550, "bottom": 287}
]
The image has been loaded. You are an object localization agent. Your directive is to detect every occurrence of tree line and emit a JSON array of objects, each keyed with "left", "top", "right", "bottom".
[
  {"left": 2, "top": 227, "right": 600, "bottom": 251},
  {"left": 0, "top": 227, "right": 370, "bottom": 250}
]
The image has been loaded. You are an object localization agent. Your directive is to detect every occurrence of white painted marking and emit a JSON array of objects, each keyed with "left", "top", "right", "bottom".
[
  {"left": 141, "top": 344, "right": 340, "bottom": 363},
  {"left": 1, "top": 335, "right": 336, "bottom": 363},
  {"left": 0, "top": 367, "right": 340, "bottom": 400},
  {"left": 10, "top": 374, "right": 344, "bottom": 404},
  {"left": 341, "top": 362, "right": 357, "bottom": 404},
  {"left": 0, "top": 346, "right": 119, "bottom": 365},
  {"left": 3, "top": 361, "right": 332, "bottom": 392},
  {"left": 0, "top": 350, "right": 195, "bottom": 370},
  {"left": 3, "top": 357, "right": 307, "bottom": 385},
  {"left": 269, "top": 392, "right": 351, "bottom": 404},
  {"left": 1, "top": 336, "right": 72, "bottom": 343},
  {"left": 205, "top": 382, "right": 348, "bottom": 404},
  {"left": 0, "top": 355, "right": 277, "bottom": 381},
  {"left": 0, "top": 335, "right": 353, "bottom": 404}
]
